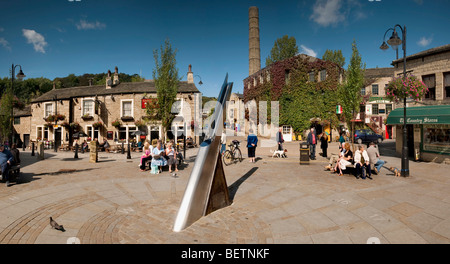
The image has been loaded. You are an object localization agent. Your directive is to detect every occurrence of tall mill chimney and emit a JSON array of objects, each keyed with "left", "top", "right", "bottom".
[{"left": 249, "top": 6, "right": 261, "bottom": 76}]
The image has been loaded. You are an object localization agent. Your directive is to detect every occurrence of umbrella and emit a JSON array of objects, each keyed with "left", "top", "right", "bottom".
[
  {"left": 131, "top": 130, "right": 147, "bottom": 136},
  {"left": 73, "top": 131, "right": 89, "bottom": 138}
]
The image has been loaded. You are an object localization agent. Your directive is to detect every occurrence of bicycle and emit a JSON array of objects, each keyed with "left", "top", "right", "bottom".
[{"left": 222, "top": 140, "right": 243, "bottom": 166}]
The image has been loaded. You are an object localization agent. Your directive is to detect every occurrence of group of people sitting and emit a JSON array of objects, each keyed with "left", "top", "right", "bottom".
[
  {"left": 325, "top": 141, "right": 386, "bottom": 180},
  {"left": 0, "top": 143, "right": 21, "bottom": 187},
  {"left": 139, "top": 139, "right": 184, "bottom": 174}
]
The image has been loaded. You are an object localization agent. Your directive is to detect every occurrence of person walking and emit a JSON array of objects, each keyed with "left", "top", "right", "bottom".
[
  {"left": 320, "top": 133, "right": 328, "bottom": 158},
  {"left": 307, "top": 128, "right": 317, "bottom": 160},
  {"left": 0, "top": 143, "right": 14, "bottom": 187},
  {"left": 367, "top": 141, "right": 386, "bottom": 175},
  {"left": 247, "top": 128, "right": 258, "bottom": 163},
  {"left": 221, "top": 128, "right": 227, "bottom": 155},
  {"left": 276, "top": 127, "right": 284, "bottom": 151}
]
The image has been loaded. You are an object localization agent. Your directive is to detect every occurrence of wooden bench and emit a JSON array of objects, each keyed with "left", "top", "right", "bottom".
[{"left": 0, "top": 164, "right": 21, "bottom": 182}]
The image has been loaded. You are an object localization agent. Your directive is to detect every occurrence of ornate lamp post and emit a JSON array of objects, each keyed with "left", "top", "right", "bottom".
[
  {"left": 10, "top": 64, "right": 26, "bottom": 146},
  {"left": 380, "top": 24, "right": 409, "bottom": 177}
]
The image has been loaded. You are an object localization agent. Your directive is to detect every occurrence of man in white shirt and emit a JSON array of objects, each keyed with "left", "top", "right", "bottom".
[{"left": 354, "top": 145, "right": 372, "bottom": 180}]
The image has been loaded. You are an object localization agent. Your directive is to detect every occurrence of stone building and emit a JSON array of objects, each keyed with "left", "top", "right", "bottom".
[
  {"left": 360, "top": 67, "right": 396, "bottom": 139},
  {"left": 386, "top": 44, "right": 450, "bottom": 163},
  {"left": 16, "top": 66, "right": 202, "bottom": 148},
  {"left": 226, "top": 92, "right": 245, "bottom": 132}
]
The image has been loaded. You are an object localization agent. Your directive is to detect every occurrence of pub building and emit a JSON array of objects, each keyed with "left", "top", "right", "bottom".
[{"left": 17, "top": 65, "right": 202, "bottom": 150}]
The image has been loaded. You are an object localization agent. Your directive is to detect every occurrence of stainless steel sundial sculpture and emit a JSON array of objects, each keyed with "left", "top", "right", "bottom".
[{"left": 173, "top": 74, "right": 233, "bottom": 232}]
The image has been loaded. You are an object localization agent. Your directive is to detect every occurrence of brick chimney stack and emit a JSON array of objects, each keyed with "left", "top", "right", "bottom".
[
  {"left": 249, "top": 6, "right": 261, "bottom": 76},
  {"left": 187, "top": 64, "right": 194, "bottom": 84},
  {"left": 106, "top": 70, "right": 112, "bottom": 89},
  {"left": 113, "top": 66, "right": 119, "bottom": 85}
]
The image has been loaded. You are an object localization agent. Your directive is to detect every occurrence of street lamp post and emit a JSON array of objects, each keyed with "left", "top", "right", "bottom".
[
  {"left": 380, "top": 24, "right": 409, "bottom": 177},
  {"left": 10, "top": 64, "right": 26, "bottom": 147}
]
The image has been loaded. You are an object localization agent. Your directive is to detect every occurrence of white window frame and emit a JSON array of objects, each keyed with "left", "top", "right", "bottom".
[
  {"left": 81, "top": 98, "right": 95, "bottom": 117},
  {"left": 44, "top": 102, "right": 54, "bottom": 118},
  {"left": 120, "top": 99, "right": 133, "bottom": 117}
]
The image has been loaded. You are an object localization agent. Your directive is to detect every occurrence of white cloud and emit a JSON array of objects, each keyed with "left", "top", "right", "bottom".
[
  {"left": 22, "top": 29, "right": 48, "bottom": 53},
  {"left": 300, "top": 45, "right": 318, "bottom": 57},
  {"left": 76, "top": 19, "right": 106, "bottom": 30},
  {"left": 0, "top": 37, "right": 11, "bottom": 51},
  {"left": 310, "top": 0, "right": 345, "bottom": 27},
  {"left": 417, "top": 36, "right": 433, "bottom": 47}
]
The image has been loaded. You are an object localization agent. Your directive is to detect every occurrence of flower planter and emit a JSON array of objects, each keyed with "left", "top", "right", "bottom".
[{"left": 121, "top": 116, "right": 134, "bottom": 122}]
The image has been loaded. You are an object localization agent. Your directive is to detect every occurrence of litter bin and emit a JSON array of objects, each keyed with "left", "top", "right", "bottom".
[{"left": 300, "top": 142, "right": 309, "bottom": 165}]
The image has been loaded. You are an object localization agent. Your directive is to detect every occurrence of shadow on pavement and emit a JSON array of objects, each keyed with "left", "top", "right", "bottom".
[{"left": 228, "top": 167, "right": 258, "bottom": 202}]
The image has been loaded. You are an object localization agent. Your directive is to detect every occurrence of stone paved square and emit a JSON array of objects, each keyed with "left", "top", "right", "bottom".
[{"left": 1, "top": 139, "right": 449, "bottom": 244}]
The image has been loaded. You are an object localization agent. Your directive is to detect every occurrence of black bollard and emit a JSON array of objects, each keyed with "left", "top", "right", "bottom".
[
  {"left": 121, "top": 142, "right": 125, "bottom": 154},
  {"left": 127, "top": 142, "right": 131, "bottom": 159},
  {"left": 31, "top": 142, "right": 35, "bottom": 156},
  {"left": 22, "top": 143, "right": 25, "bottom": 151},
  {"left": 74, "top": 143, "right": 79, "bottom": 159}
]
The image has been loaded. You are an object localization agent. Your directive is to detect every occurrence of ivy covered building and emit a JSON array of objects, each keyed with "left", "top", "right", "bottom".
[{"left": 243, "top": 53, "right": 344, "bottom": 141}]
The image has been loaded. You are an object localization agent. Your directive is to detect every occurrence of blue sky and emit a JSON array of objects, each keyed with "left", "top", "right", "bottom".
[{"left": 1, "top": 0, "right": 449, "bottom": 97}]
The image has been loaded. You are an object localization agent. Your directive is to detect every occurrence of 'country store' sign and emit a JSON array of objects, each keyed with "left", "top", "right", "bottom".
[{"left": 399, "top": 117, "right": 439, "bottom": 124}]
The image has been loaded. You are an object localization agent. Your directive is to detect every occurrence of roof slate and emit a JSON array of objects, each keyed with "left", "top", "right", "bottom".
[{"left": 31, "top": 81, "right": 200, "bottom": 103}]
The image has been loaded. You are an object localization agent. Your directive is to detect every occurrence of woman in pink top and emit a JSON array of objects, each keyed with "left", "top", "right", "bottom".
[{"left": 140, "top": 142, "right": 152, "bottom": 171}]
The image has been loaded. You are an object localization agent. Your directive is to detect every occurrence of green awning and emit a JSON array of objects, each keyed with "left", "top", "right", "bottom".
[{"left": 386, "top": 105, "right": 450, "bottom": 125}]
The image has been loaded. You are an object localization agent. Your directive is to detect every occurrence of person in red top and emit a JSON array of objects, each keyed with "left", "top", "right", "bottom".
[{"left": 307, "top": 127, "right": 317, "bottom": 160}]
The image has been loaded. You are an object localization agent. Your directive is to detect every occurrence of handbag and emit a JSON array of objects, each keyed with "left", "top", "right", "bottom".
[
  {"left": 150, "top": 164, "right": 159, "bottom": 174},
  {"left": 153, "top": 154, "right": 161, "bottom": 159}
]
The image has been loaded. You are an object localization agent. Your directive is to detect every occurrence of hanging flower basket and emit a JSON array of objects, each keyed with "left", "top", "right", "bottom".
[
  {"left": 112, "top": 119, "right": 122, "bottom": 128},
  {"left": 92, "top": 121, "right": 103, "bottom": 129},
  {"left": 134, "top": 119, "right": 146, "bottom": 128},
  {"left": 62, "top": 121, "right": 70, "bottom": 129},
  {"left": 70, "top": 122, "right": 81, "bottom": 130},
  {"left": 385, "top": 75, "right": 428, "bottom": 103}
]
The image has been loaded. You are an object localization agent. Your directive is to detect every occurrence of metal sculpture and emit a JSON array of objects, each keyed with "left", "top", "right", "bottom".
[{"left": 173, "top": 74, "right": 233, "bottom": 232}]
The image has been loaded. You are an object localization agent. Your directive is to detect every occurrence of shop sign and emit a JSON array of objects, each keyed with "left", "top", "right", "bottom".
[{"left": 399, "top": 117, "right": 439, "bottom": 124}]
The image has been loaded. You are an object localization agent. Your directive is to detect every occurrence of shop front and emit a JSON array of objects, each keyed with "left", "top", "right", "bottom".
[{"left": 386, "top": 105, "right": 450, "bottom": 163}]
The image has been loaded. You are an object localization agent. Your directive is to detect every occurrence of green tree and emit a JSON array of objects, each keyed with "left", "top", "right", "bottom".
[
  {"left": 265, "top": 35, "right": 299, "bottom": 67},
  {"left": 148, "top": 39, "right": 180, "bottom": 142},
  {"left": 0, "top": 85, "right": 13, "bottom": 143},
  {"left": 338, "top": 41, "right": 365, "bottom": 144},
  {"left": 322, "top": 49, "right": 345, "bottom": 68}
]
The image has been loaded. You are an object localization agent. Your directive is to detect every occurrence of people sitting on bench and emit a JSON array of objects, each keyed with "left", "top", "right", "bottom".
[
  {"left": 354, "top": 145, "right": 372, "bottom": 180},
  {"left": 10, "top": 144, "right": 21, "bottom": 166},
  {"left": 333, "top": 143, "right": 353, "bottom": 176},
  {"left": 139, "top": 142, "right": 153, "bottom": 171},
  {"left": 0, "top": 143, "right": 14, "bottom": 187},
  {"left": 99, "top": 139, "right": 110, "bottom": 152}
]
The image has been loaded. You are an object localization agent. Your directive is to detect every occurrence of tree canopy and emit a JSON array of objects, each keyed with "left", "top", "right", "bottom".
[
  {"left": 265, "top": 35, "right": 299, "bottom": 67},
  {"left": 148, "top": 38, "right": 180, "bottom": 141},
  {"left": 322, "top": 49, "right": 345, "bottom": 68},
  {"left": 337, "top": 40, "right": 365, "bottom": 139}
]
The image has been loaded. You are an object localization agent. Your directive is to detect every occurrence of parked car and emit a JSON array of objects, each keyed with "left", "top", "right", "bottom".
[{"left": 354, "top": 129, "right": 383, "bottom": 144}]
